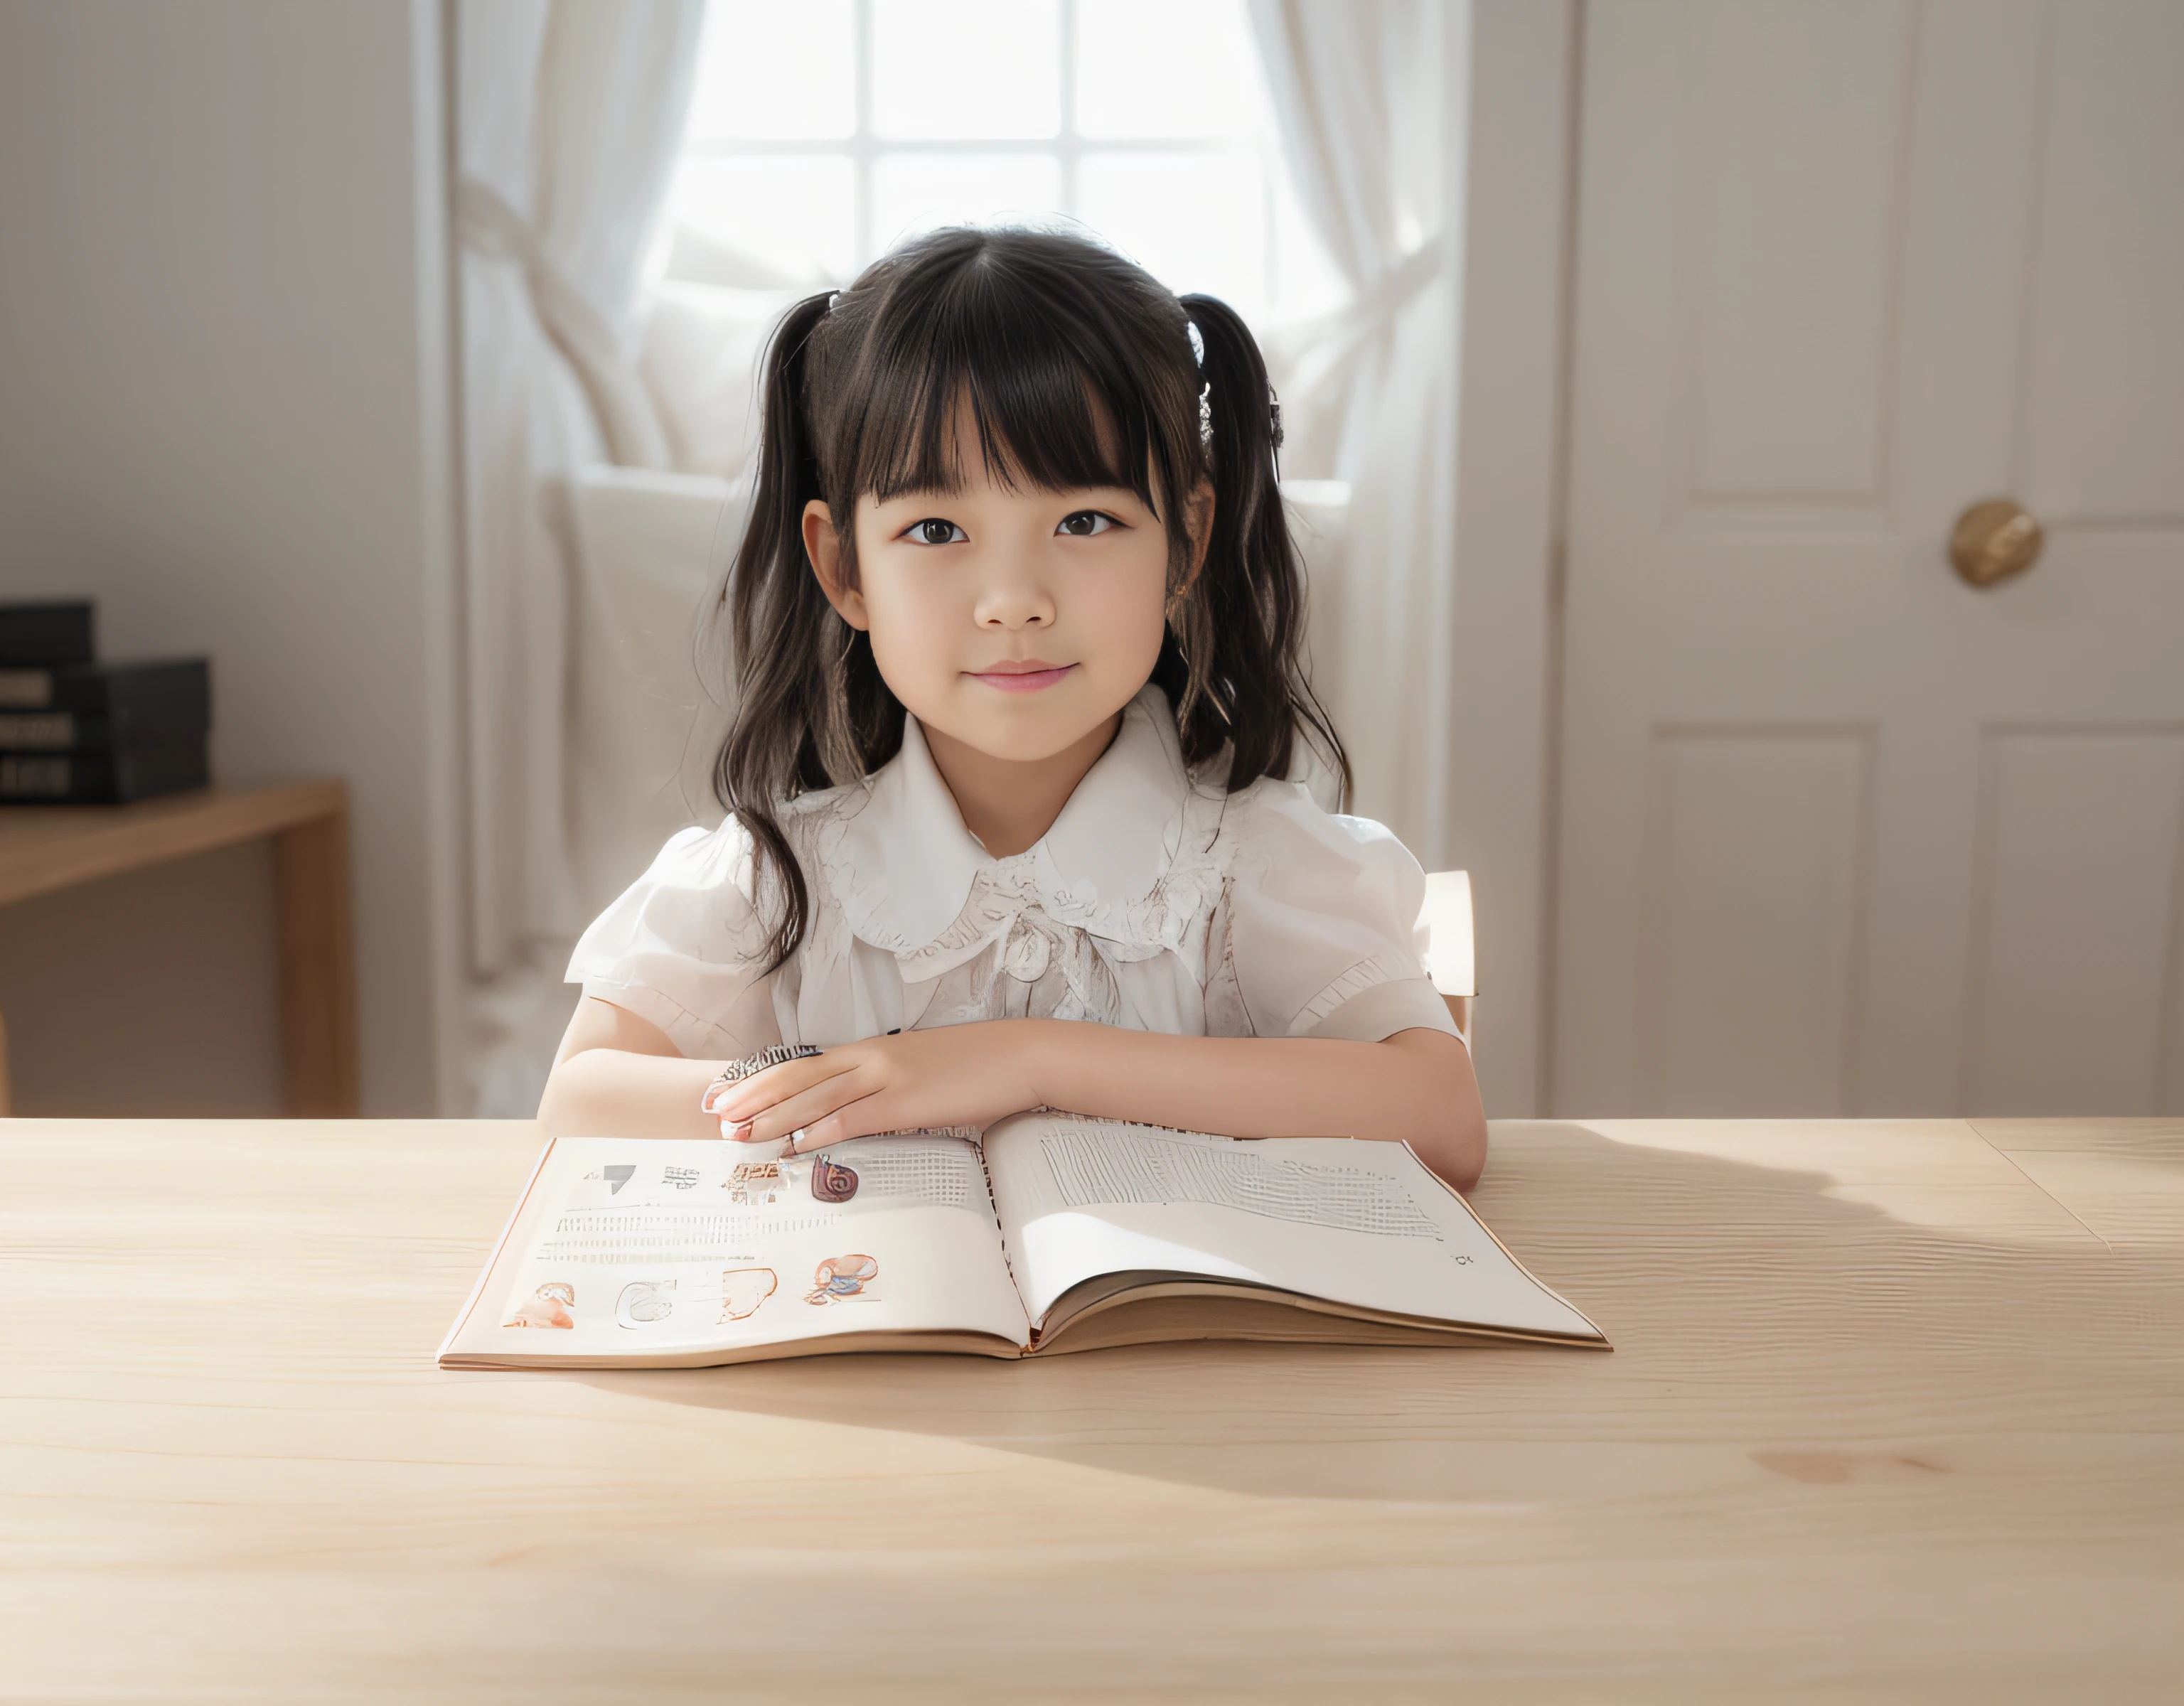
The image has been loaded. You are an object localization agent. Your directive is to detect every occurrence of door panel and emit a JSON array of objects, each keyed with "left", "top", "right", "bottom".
[
  {"left": 2025, "top": 1, "right": 2184, "bottom": 522},
  {"left": 1556, "top": 0, "right": 2184, "bottom": 1116},
  {"left": 1964, "top": 729, "right": 2184, "bottom": 1114},
  {"left": 1684, "top": 0, "right": 1912, "bottom": 507},
  {"left": 1634, "top": 729, "right": 1873, "bottom": 1116}
]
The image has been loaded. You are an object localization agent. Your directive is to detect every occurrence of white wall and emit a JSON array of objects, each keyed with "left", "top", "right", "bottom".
[{"left": 0, "top": 0, "right": 463, "bottom": 1114}]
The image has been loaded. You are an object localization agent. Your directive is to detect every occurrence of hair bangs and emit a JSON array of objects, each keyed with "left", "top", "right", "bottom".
[{"left": 834, "top": 256, "right": 1179, "bottom": 525}]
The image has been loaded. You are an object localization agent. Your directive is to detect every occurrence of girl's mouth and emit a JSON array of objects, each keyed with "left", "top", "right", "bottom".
[{"left": 968, "top": 660, "right": 1076, "bottom": 693}]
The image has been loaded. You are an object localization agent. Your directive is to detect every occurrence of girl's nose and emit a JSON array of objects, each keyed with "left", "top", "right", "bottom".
[{"left": 973, "top": 571, "right": 1056, "bottom": 631}]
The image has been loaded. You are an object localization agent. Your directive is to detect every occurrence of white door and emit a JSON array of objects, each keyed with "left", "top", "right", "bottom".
[{"left": 1553, "top": 0, "right": 2184, "bottom": 1117}]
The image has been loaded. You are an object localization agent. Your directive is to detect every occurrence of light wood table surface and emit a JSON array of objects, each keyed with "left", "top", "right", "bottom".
[
  {"left": 0, "top": 782, "right": 357, "bottom": 1117},
  {"left": 2, "top": 1116, "right": 2178, "bottom": 1702}
]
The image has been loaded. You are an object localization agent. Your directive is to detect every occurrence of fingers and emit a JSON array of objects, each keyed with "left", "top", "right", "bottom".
[
  {"left": 709, "top": 1036, "right": 945, "bottom": 1149},
  {"left": 788, "top": 1090, "right": 901, "bottom": 1152},
  {"left": 728, "top": 1066, "right": 876, "bottom": 1148},
  {"left": 710, "top": 1050, "right": 857, "bottom": 1123}
]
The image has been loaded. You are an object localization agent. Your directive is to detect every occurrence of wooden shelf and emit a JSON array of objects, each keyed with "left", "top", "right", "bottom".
[
  {"left": 0, "top": 780, "right": 357, "bottom": 1115},
  {"left": 0, "top": 780, "right": 346, "bottom": 907}
]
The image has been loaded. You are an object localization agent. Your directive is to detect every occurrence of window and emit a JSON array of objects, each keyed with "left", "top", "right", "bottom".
[{"left": 668, "top": 0, "right": 1342, "bottom": 328}]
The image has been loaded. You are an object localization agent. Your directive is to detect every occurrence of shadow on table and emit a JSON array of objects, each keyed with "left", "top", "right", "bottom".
[{"left": 572, "top": 1121, "right": 2167, "bottom": 1504}]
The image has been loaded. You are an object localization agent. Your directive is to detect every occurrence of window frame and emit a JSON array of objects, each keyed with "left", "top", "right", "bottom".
[{"left": 681, "top": 0, "right": 1283, "bottom": 294}]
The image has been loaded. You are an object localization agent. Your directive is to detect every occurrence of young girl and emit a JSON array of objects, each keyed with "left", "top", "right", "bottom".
[{"left": 539, "top": 226, "right": 1486, "bottom": 1189}]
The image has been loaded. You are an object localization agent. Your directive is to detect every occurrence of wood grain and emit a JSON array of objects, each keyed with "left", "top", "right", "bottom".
[
  {"left": 1973, "top": 1117, "right": 2184, "bottom": 1248},
  {"left": 0, "top": 780, "right": 346, "bottom": 907},
  {"left": 273, "top": 808, "right": 358, "bottom": 1117},
  {"left": 1, "top": 1116, "right": 2178, "bottom": 1702}
]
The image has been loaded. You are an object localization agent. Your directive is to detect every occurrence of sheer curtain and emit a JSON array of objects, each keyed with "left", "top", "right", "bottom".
[
  {"left": 455, "top": 0, "right": 705, "bottom": 976},
  {"left": 1248, "top": 0, "right": 1458, "bottom": 862}
]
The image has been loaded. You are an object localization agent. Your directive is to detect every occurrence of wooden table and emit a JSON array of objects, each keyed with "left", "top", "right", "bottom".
[
  {"left": 2, "top": 1117, "right": 2178, "bottom": 1702},
  {"left": 0, "top": 782, "right": 356, "bottom": 1116}
]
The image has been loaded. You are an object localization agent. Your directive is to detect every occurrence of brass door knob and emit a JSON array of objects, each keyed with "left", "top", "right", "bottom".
[{"left": 1949, "top": 498, "right": 2044, "bottom": 588}]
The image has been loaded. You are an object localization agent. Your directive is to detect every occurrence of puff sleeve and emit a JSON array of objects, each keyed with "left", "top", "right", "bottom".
[
  {"left": 564, "top": 820, "right": 784, "bottom": 1061},
  {"left": 1214, "top": 783, "right": 1462, "bottom": 1044}
]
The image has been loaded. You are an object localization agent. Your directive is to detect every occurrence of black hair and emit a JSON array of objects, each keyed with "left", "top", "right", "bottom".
[{"left": 715, "top": 224, "right": 1347, "bottom": 969}]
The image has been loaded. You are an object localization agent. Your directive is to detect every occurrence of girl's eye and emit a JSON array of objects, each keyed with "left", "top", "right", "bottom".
[
  {"left": 906, "top": 518, "right": 965, "bottom": 546},
  {"left": 1057, "top": 510, "right": 1118, "bottom": 537}
]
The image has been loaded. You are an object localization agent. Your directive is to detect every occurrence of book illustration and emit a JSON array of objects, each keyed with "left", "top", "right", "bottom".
[
  {"left": 804, "top": 1254, "right": 879, "bottom": 1306},
  {"left": 727, "top": 1139, "right": 980, "bottom": 1212},
  {"left": 810, "top": 1155, "right": 859, "bottom": 1203},
  {"left": 719, "top": 1267, "right": 779, "bottom": 1323},
  {"left": 1037, "top": 1127, "right": 1443, "bottom": 1240},
  {"left": 503, "top": 1281, "right": 576, "bottom": 1329},
  {"left": 575, "top": 1164, "right": 638, "bottom": 1205},
  {"left": 616, "top": 1279, "right": 677, "bottom": 1328},
  {"left": 818, "top": 1136, "right": 984, "bottom": 1211},
  {"left": 726, "top": 1162, "right": 785, "bottom": 1206}
]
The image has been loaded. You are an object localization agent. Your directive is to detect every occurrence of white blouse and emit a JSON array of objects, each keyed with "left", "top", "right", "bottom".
[{"left": 568, "top": 685, "right": 1460, "bottom": 1061}]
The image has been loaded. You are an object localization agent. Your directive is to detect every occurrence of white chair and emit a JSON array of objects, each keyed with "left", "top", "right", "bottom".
[{"left": 1421, "top": 870, "right": 1475, "bottom": 1045}]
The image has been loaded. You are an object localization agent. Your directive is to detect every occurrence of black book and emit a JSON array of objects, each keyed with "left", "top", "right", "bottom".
[
  {"left": 0, "top": 658, "right": 211, "bottom": 743},
  {"left": 0, "top": 601, "right": 95, "bottom": 667},
  {"left": 0, "top": 741, "right": 210, "bottom": 804}
]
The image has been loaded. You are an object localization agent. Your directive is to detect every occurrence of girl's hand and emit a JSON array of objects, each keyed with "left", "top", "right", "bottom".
[{"left": 710, "top": 1021, "right": 1043, "bottom": 1152}]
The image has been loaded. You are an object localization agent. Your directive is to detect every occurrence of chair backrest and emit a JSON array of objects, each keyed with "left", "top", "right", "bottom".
[{"left": 1421, "top": 870, "right": 1475, "bottom": 1041}]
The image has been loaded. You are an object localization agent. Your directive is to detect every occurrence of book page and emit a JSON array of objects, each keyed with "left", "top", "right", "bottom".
[
  {"left": 441, "top": 1133, "right": 1030, "bottom": 1366},
  {"left": 982, "top": 1115, "right": 1601, "bottom": 1343}
]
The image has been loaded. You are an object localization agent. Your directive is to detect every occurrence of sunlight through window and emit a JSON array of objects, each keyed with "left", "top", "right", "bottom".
[{"left": 667, "top": 0, "right": 1344, "bottom": 324}]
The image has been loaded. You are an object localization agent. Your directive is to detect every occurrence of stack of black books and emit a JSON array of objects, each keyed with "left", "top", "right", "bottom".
[{"left": 0, "top": 601, "right": 212, "bottom": 803}]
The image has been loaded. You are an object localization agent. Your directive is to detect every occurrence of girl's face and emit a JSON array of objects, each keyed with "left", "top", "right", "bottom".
[{"left": 804, "top": 435, "right": 1209, "bottom": 765}]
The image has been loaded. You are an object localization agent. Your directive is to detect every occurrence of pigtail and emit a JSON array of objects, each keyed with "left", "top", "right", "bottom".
[
  {"left": 717, "top": 289, "right": 838, "bottom": 971},
  {"left": 1175, "top": 294, "right": 1351, "bottom": 803}
]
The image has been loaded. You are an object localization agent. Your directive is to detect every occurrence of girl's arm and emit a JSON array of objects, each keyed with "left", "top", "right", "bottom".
[
  {"left": 706, "top": 1020, "right": 1487, "bottom": 1191},
  {"left": 537, "top": 997, "right": 724, "bottom": 1140}
]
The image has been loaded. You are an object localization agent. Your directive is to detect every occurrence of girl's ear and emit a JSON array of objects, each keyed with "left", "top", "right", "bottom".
[{"left": 802, "top": 499, "right": 870, "bottom": 631}]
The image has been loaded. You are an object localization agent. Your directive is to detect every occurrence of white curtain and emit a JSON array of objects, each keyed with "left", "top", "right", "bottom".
[
  {"left": 455, "top": 0, "right": 705, "bottom": 975},
  {"left": 1248, "top": 0, "right": 1458, "bottom": 862}
]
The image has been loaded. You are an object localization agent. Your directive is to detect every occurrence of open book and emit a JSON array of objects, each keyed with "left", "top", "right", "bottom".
[{"left": 438, "top": 1113, "right": 1607, "bottom": 1368}]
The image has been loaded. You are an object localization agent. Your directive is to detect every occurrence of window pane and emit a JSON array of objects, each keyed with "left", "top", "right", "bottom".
[
  {"left": 1076, "top": 0, "right": 1261, "bottom": 139},
  {"left": 688, "top": 0, "right": 855, "bottom": 140},
  {"left": 1076, "top": 150, "right": 1265, "bottom": 310},
  {"left": 670, "top": 155, "right": 857, "bottom": 284},
  {"left": 872, "top": 154, "right": 1064, "bottom": 254},
  {"left": 872, "top": 0, "right": 1061, "bottom": 139}
]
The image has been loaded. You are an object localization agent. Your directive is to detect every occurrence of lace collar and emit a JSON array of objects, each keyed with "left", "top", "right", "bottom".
[{"left": 820, "top": 685, "right": 1211, "bottom": 955}]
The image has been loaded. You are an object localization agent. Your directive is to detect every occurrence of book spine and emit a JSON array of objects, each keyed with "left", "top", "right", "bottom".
[
  {"left": 0, "top": 663, "right": 212, "bottom": 741},
  {"left": 0, "top": 743, "right": 208, "bottom": 803},
  {"left": 0, "top": 670, "right": 54, "bottom": 710},
  {"left": 0, "top": 602, "right": 95, "bottom": 668},
  {"left": 100, "top": 660, "right": 213, "bottom": 738},
  {"left": 0, "top": 660, "right": 214, "bottom": 727},
  {"left": 973, "top": 1137, "right": 1038, "bottom": 1353},
  {"left": 0, "top": 712, "right": 79, "bottom": 749}
]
